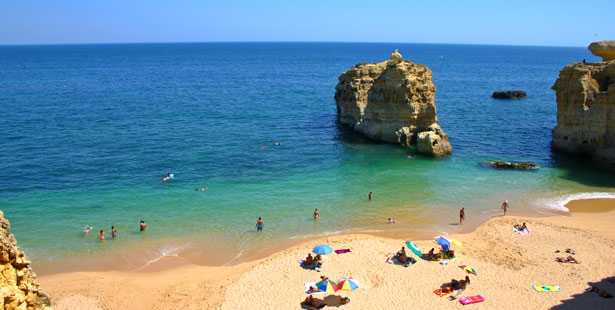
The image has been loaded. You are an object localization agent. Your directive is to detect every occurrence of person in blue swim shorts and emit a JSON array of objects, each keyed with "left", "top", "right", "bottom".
[{"left": 256, "top": 217, "right": 264, "bottom": 231}]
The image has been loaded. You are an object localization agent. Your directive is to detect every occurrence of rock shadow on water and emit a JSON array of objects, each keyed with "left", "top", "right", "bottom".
[
  {"left": 551, "top": 277, "right": 615, "bottom": 310},
  {"left": 550, "top": 152, "right": 615, "bottom": 187}
]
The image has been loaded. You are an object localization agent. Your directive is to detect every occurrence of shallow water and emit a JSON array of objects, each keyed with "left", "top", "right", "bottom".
[{"left": 1, "top": 43, "right": 614, "bottom": 273}]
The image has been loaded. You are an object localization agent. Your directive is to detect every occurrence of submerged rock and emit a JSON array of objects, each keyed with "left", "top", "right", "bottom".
[
  {"left": 486, "top": 161, "right": 539, "bottom": 170},
  {"left": 0, "top": 210, "right": 50, "bottom": 309},
  {"left": 334, "top": 50, "right": 452, "bottom": 156},
  {"left": 492, "top": 90, "right": 527, "bottom": 99},
  {"left": 552, "top": 43, "right": 615, "bottom": 170},
  {"left": 588, "top": 40, "right": 615, "bottom": 61}
]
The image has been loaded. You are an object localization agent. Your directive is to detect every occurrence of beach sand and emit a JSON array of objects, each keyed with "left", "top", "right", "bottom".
[{"left": 39, "top": 199, "right": 615, "bottom": 309}]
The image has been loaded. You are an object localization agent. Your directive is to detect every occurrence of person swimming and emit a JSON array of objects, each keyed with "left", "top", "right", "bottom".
[
  {"left": 83, "top": 226, "right": 92, "bottom": 238},
  {"left": 195, "top": 188, "right": 208, "bottom": 191},
  {"left": 160, "top": 173, "right": 175, "bottom": 183},
  {"left": 388, "top": 218, "right": 396, "bottom": 224}
]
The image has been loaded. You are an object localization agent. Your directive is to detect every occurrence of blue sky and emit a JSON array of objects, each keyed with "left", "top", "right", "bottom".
[{"left": 1, "top": 0, "right": 613, "bottom": 46}]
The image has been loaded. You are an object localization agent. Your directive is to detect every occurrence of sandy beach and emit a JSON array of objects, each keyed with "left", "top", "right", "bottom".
[{"left": 39, "top": 198, "right": 615, "bottom": 309}]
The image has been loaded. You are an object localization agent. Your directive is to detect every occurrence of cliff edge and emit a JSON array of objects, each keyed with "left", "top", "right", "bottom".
[
  {"left": 551, "top": 41, "right": 615, "bottom": 170},
  {"left": 0, "top": 210, "right": 50, "bottom": 309},
  {"left": 334, "top": 50, "right": 452, "bottom": 156}
]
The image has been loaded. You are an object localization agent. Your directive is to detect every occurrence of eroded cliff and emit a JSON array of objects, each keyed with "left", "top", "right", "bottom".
[
  {"left": 0, "top": 210, "right": 50, "bottom": 309},
  {"left": 334, "top": 50, "right": 452, "bottom": 156},
  {"left": 552, "top": 41, "right": 615, "bottom": 170}
]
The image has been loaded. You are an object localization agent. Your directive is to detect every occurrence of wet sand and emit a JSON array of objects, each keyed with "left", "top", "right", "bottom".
[{"left": 39, "top": 198, "right": 615, "bottom": 309}]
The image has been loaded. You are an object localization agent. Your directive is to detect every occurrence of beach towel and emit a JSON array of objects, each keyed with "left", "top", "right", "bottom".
[
  {"left": 434, "top": 289, "right": 450, "bottom": 297},
  {"left": 335, "top": 249, "right": 351, "bottom": 254},
  {"left": 533, "top": 285, "right": 561, "bottom": 292},
  {"left": 513, "top": 228, "right": 531, "bottom": 235},
  {"left": 459, "top": 295, "right": 484, "bottom": 305},
  {"left": 304, "top": 281, "right": 326, "bottom": 295}
]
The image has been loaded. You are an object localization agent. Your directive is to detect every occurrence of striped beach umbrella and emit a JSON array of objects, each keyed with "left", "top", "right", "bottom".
[
  {"left": 315, "top": 280, "right": 339, "bottom": 293},
  {"left": 459, "top": 265, "right": 477, "bottom": 275},
  {"left": 337, "top": 278, "right": 359, "bottom": 291}
]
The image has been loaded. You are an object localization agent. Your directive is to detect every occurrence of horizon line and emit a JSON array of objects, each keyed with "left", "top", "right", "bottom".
[{"left": 0, "top": 40, "right": 588, "bottom": 49}]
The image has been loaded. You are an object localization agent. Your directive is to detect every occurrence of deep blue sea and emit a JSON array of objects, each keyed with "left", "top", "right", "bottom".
[{"left": 1, "top": 43, "right": 614, "bottom": 273}]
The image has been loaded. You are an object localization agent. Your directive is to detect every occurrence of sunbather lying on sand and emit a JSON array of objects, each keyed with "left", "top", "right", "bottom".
[
  {"left": 514, "top": 223, "right": 527, "bottom": 231},
  {"left": 587, "top": 286, "right": 613, "bottom": 298},
  {"left": 556, "top": 255, "right": 579, "bottom": 264},
  {"left": 302, "top": 295, "right": 326, "bottom": 308},
  {"left": 307, "top": 286, "right": 322, "bottom": 294}
]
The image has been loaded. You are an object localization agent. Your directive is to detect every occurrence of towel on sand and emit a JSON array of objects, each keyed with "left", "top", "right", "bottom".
[
  {"left": 335, "top": 249, "right": 351, "bottom": 254},
  {"left": 304, "top": 281, "right": 325, "bottom": 295},
  {"left": 513, "top": 228, "right": 531, "bottom": 235}
]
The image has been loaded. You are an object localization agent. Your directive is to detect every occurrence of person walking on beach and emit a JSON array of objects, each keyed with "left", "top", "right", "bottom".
[
  {"left": 256, "top": 217, "right": 264, "bottom": 231},
  {"left": 98, "top": 229, "right": 105, "bottom": 242},
  {"left": 111, "top": 226, "right": 117, "bottom": 238},
  {"left": 459, "top": 208, "right": 465, "bottom": 224},
  {"left": 140, "top": 220, "right": 147, "bottom": 231},
  {"left": 313, "top": 208, "right": 319, "bottom": 219},
  {"left": 501, "top": 200, "right": 509, "bottom": 216},
  {"left": 369, "top": 192, "right": 372, "bottom": 201}
]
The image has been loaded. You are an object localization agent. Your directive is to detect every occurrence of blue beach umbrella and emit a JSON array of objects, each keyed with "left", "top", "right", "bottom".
[
  {"left": 313, "top": 245, "right": 333, "bottom": 255},
  {"left": 435, "top": 237, "right": 450, "bottom": 251}
]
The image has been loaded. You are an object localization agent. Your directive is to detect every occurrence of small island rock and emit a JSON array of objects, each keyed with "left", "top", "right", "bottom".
[
  {"left": 335, "top": 50, "right": 452, "bottom": 156},
  {"left": 492, "top": 90, "right": 527, "bottom": 99}
]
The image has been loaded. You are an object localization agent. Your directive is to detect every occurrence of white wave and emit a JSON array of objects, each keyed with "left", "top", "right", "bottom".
[
  {"left": 537, "top": 192, "right": 615, "bottom": 212},
  {"left": 131, "top": 245, "right": 184, "bottom": 272},
  {"left": 222, "top": 249, "right": 244, "bottom": 266}
]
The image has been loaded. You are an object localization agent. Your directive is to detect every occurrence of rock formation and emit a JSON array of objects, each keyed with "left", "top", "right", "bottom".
[
  {"left": 334, "top": 50, "right": 452, "bottom": 156},
  {"left": 492, "top": 90, "right": 527, "bottom": 99},
  {"left": 551, "top": 41, "right": 615, "bottom": 170},
  {"left": 588, "top": 40, "right": 615, "bottom": 61},
  {"left": 0, "top": 210, "right": 50, "bottom": 309},
  {"left": 485, "top": 161, "right": 539, "bottom": 170}
]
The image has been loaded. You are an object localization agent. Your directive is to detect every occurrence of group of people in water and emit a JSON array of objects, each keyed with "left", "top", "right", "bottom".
[
  {"left": 459, "top": 200, "right": 511, "bottom": 224},
  {"left": 84, "top": 220, "right": 147, "bottom": 242}
]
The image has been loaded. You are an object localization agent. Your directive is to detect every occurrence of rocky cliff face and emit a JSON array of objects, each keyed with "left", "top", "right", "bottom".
[
  {"left": 552, "top": 42, "right": 615, "bottom": 169},
  {"left": 0, "top": 211, "right": 50, "bottom": 309},
  {"left": 334, "top": 50, "right": 452, "bottom": 156}
]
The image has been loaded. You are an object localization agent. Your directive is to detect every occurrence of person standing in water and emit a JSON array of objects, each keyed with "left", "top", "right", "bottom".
[
  {"left": 313, "top": 208, "right": 319, "bottom": 219},
  {"left": 98, "top": 229, "right": 105, "bottom": 242},
  {"left": 501, "top": 200, "right": 509, "bottom": 216},
  {"left": 140, "top": 220, "right": 147, "bottom": 231},
  {"left": 369, "top": 192, "right": 372, "bottom": 201},
  {"left": 256, "top": 217, "right": 264, "bottom": 231},
  {"left": 111, "top": 226, "right": 117, "bottom": 238},
  {"left": 459, "top": 208, "right": 465, "bottom": 224}
]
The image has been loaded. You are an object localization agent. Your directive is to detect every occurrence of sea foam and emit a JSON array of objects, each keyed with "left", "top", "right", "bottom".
[{"left": 537, "top": 192, "right": 615, "bottom": 212}]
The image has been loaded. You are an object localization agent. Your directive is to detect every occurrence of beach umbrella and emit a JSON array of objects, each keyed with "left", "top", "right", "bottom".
[
  {"left": 435, "top": 237, "right": 450, "bottom": 251},
  {"left": 450, "top": 238, "right": 464, "bottom": 248},
  {"left": 313, "top": 245, "right": 333, "bottom": 255},
  {"left": 405, "top": 241, "right": 422, "bottom": 257},
  {"left": 315, "top": 280, "right": 340, "bottom": 293},
  {"left": 337, "top": 278, "right": 359, "bottom": 291},
  {"left": 458, "top": 265, "right": 477, "bottom": 275}
]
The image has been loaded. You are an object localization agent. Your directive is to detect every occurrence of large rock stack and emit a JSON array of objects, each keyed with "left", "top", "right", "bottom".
[
  {"left": 0, "top": 211, "right": 50, "bottom": 309},
  {"left": 551, "top": 41, "right": 615, "bottom": 170},
  {"left": 334, "top": 50, "right": 452, "bottom": 156}
]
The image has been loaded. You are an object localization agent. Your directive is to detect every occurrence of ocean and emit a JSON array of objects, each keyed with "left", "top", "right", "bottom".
[{"left": 1, "top": 42, "right": 614, "bottom": 273}]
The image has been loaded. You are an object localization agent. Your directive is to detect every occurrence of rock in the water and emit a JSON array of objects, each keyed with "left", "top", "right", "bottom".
[
  {"left": 551, "top": 54, "right": 615, "bottom": 170},
  {"left": 334, "top": 50, "right": 452, "bottom": 156},
  {"left": 417, "top": 124, "right": 452, "bottom": 156},
  {"left": 0, "top": 210, "right": 50, "bottom": 309},
  {"left": 486, "top": 161, "right": 539, "bottom": 170},
  {"left": 492, "top": 90, "right": 527, "bottom": 99},
  {"left": 588, "top": 40, "right": 615, "bottom": 61}
]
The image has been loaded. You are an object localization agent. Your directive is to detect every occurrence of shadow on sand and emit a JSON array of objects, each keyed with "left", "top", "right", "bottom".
[{"left": 551, "top": 277, "right": 615, "bottom": 309}]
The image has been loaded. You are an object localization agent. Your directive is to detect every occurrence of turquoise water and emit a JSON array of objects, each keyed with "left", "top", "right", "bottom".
[{"left": 1, "top": 43, "right": 614, "bottom": 272}]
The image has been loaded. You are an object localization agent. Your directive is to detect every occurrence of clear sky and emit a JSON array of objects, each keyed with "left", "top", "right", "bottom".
[{"left": 1, "top": 0, "right": 613, "bottom": 46}]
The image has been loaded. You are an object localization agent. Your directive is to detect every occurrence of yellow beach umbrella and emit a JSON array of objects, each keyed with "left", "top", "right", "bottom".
[{"left": 450, "top": 238, "right": 464, "bottom": 248}]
